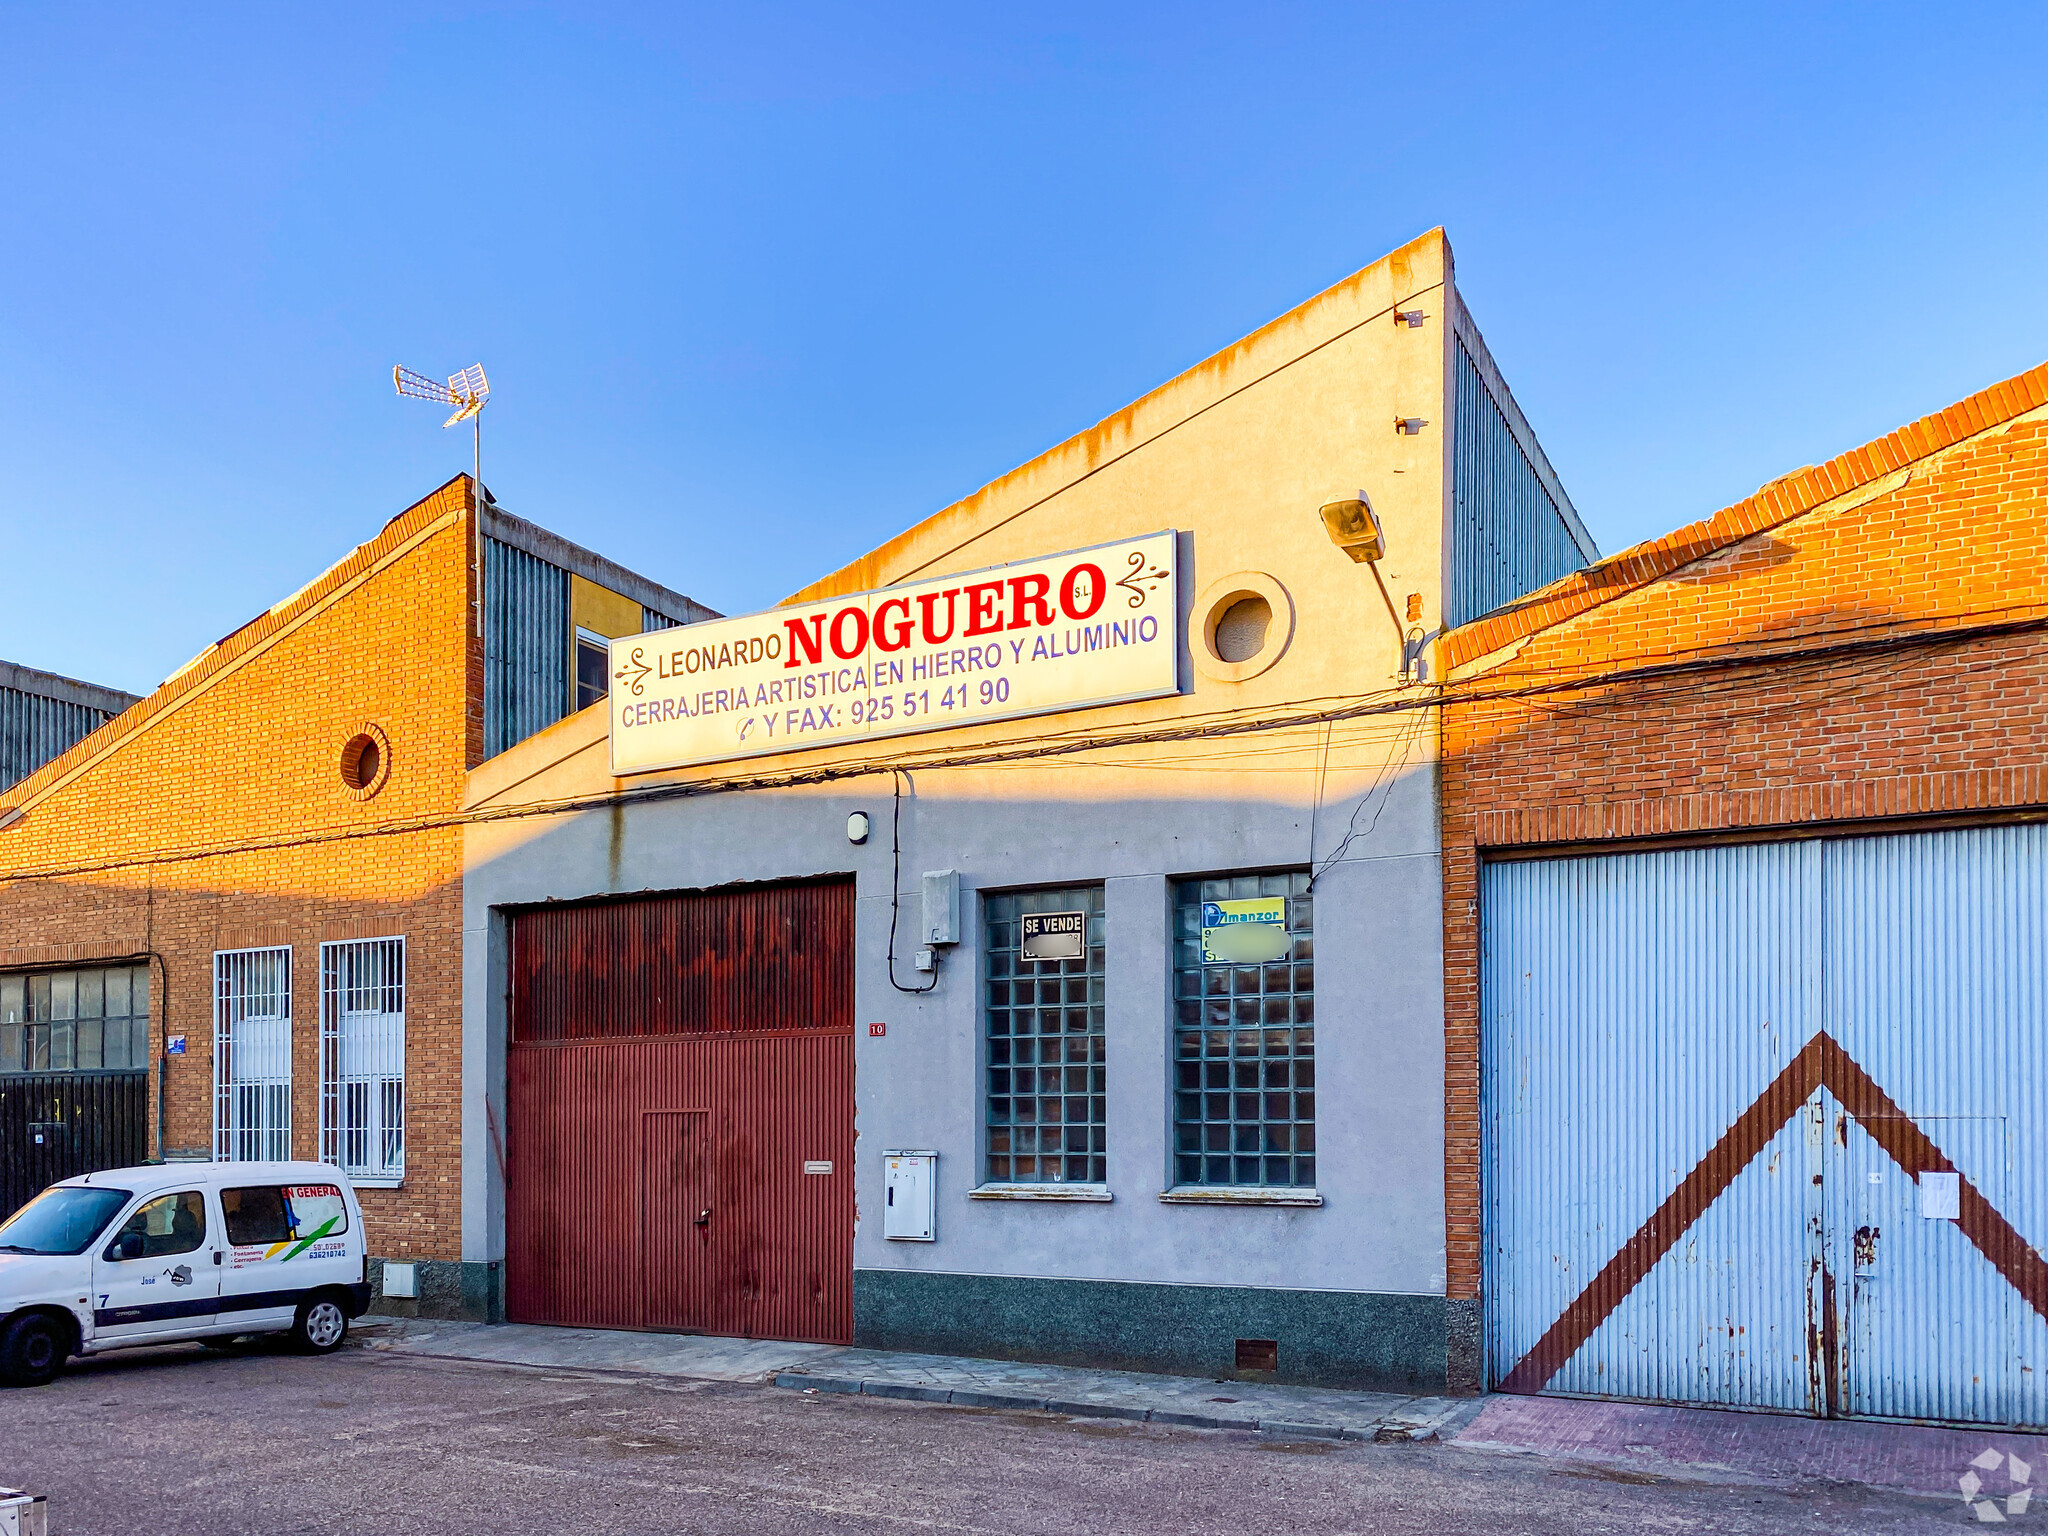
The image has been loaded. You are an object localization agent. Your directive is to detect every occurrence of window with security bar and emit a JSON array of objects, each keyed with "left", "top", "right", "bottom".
[
  {"left": 214, "top": 947, "right": 292, "bottom": 1162},
  {"left": 1172, "top": 872, "right": 1314, "bottom": 1189},
  {"left": 320, "top": 938, "right": 405, "bottom": 1181},
  {"left": 983, "top": 886, "right": 1106, "bottom": 1186}
]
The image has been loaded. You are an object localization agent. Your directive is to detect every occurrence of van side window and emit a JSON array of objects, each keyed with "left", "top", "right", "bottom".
[
  {"left": 222, "top": 1184, "right": 349, "bottom": 1247},
  {"left": 106, "top": 1191, "right": 206, "bottom": 1261},
  {"left": 222, "top": 1186, "right": 289, "bottom": 1245}
]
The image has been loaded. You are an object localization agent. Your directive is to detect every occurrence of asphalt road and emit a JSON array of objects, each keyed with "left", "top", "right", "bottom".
[{"left": 0, "top": 1340, "right": 1957, "bottom": 1534}]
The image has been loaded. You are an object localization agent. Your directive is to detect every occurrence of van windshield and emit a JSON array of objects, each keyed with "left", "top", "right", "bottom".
[{"left": 0, "top": 1186, "right": 133, "bottom": 1255}]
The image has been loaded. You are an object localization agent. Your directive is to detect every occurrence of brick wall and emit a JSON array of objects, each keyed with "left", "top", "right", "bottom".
[
  {"left": 1439, "top": 396, "right": 2048, "bottom": 1304},
  {"left": 0, "top": 478, "right": 478, "bottom": 1262}
]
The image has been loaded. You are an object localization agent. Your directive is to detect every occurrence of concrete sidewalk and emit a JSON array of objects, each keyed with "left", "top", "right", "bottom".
[
  {"left": 353, "top": 1317, "right": 1475, "bottom": 1441},
  {"left": 355, "top": 1317, "right": 2043, "bottom": 1506}
]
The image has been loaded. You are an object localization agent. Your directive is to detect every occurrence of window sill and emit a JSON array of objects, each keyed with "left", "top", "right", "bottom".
[
  {"left": 348, "top": 1176, "right": 405, "bottom": 1191},
  {"left": 969, "top": 1183, "right": 1113, "bottom": 1203},
  {"left": 1158, "top": 1186, "right": 1323, "bottom": 1208}
]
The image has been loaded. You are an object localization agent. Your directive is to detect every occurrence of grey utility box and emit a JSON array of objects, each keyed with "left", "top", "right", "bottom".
[
  {"left": 884, "top": 1150, "right": 937, "bottom": 1241},
  {"left": 921, "top": 870, "right": 961, "bottom": 947}
]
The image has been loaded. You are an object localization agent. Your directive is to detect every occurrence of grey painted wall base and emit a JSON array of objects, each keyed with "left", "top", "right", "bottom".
[
  {"left": 855, "top": 1269, "right": 1467, "bottom": 1393},
  {"left": 366, "top": 1257, "right": 504, "bottom": 1323}
]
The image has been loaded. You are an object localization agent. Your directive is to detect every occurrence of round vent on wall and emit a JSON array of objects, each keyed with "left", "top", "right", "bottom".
[
  {"left": 1214, "top": 595, "right": 1273, "bottom": 662},
  {"left": 1195, "top": 573, "right": 1293, "bottom": 683},
  {"left": 339, "top": 724, "right": 392, "bottom": 801}
]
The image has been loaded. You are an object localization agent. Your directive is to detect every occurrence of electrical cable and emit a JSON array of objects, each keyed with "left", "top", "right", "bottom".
[
  {"left": 2, "top": 609, "right": 2044, "bottom": 885},
  {"left": 1310, "top": 705, "right": 1426, "bottom": 890},
  {"left": 1305, "top": 717, "right": 1333, "bottom": 871},
  {"left": 884, "top": 769, "right": 937, "bottom": 995}
]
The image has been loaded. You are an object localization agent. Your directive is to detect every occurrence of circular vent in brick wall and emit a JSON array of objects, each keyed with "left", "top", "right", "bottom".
[{"left": 339, "top": 725, "right": 391, "bottom": 800}]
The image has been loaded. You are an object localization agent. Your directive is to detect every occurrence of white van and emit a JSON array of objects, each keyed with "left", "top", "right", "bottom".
[{"left": 0, "top": 1160, "right": 370, "bottom": 1387}]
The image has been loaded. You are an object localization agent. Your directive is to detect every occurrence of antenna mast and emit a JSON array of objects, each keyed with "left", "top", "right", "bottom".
[{"left": 395, "top": 362, "right": 492, "bottom": 636}]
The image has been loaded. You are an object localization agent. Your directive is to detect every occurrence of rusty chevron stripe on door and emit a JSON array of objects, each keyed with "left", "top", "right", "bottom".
[{"left": 1500, "top": 1031, "right": 2048, "bottom": 1396}]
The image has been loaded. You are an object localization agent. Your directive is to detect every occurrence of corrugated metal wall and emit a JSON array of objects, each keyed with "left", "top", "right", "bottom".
[
  {"left": 1449, "top": 335, "right": 1587, "bottom": 627},
  {"left": 1483, "top": 825, "right": 2048, "bottom": 1426},
  {"left": 0, "top": 686, "right": 117, "bottom": 793},
  {"left": 1482, "top": 844, "right": 1819, "bottom": 1412},
  {"left": 506, "top": 879, "right": 856, "bottom": 1341},
  {"left": 0, "top": 1071, "right": 148, "bottom": 1218},
  {"left": 511, "top": 882, "right": 855, "bottom": 1041},
  {"left": 483, "top": 536, "right": 570, "bottom": 759},
  {"left": 1822, "top": 826, "right": 2048, "bottom": 1425}
]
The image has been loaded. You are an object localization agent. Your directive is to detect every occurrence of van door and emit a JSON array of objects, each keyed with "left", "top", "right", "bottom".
[
  {"left": 91, "top": 1189, "right": 221, "bottom": 1344},
  {"left": 218, "top": 1180, "right": 355, "bottom": 1331}
]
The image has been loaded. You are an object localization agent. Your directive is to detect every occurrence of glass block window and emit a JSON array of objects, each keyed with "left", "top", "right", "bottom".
[
  {"left": 0, "top": 964, "right": 151, "bottom": 1072},
  {"left": 984, "top": 885, "right": 1106, "bottom": 1185},
  {"left": 1173, "top": 871, "right": 1314, "bottom": 1188}
]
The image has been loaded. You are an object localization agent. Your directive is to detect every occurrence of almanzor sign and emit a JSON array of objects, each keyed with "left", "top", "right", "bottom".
[
  {"left": 608, "top": 531, "right": 1179, "bottom": 774},
  {"left": 1201, "top": 897, "right": 1291, "bottom": 964}
]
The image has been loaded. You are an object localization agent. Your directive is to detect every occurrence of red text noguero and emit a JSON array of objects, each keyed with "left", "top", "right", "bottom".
[{"left": 782, "top": 561, "right": 1107, "bottom": 667}]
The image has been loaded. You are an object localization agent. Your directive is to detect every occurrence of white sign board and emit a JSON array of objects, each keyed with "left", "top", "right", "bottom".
[
  {"left": 609, "top": 532, "right": 1178, "bottom": 774},
  {"left": 1020, "top": 911, "right": 1087, "bottom": 963},
  {"left": 1200, "top": 897, "right": 1291, "bottom": 965},
  {"left": 1918, "top": 1170, "right": 1961, "bottom": 1220}
]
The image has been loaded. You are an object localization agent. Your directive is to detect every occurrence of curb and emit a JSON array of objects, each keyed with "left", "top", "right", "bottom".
[{"left": 773, "top": 1371, "right": 1440, "bottom": 1442}]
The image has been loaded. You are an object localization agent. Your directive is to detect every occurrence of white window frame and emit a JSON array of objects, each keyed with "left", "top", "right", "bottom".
[
  {"left": 573, "top": 625, "right": 610, "bottom": 713},
  {"left": 319, "top": 937, "right": 406, "bottom": 1187},
  {"left": 214, "top": 946, "right": 293, "bottom": 1163}
]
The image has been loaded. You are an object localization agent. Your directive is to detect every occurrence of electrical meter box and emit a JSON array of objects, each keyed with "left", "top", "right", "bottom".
[
  {"left": 922, "top": 871, "right": 961, "bottom": 947},
  {"left": 884, "top": 1150, "right": 937, "bottom": 1241}
]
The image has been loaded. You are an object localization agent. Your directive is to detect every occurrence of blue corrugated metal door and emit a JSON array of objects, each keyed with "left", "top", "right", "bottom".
[{"left": 1482, "top": 825, "right": 2048, "bottom": 1426}]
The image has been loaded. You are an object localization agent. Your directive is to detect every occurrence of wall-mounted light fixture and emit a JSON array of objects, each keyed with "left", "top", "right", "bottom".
[
  {"left": 1320, "top": 492, "right": 1415, "bottom": 679},
  {"left": 846, "top": 811, "right": 870, "bottom": 845},
  {"left": 1394, "top": 417, "right": 1428, "bottom": 436},
  {"left": 1318, "top": 494, "right": 1385, "bottom": 564}
]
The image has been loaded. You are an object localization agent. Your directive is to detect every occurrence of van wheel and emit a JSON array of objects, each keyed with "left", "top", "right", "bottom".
[
  {"left": 0, "top": 1313, "right": 69, "bottom": 1387},
  {"left": 292, "top": 1295, "right": 350, "bottom": 1355}
]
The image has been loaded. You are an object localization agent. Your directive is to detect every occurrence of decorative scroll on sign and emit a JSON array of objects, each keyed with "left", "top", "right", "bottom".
[{"left": 608, "top": 532, "right": 1178, "bottom": 774}]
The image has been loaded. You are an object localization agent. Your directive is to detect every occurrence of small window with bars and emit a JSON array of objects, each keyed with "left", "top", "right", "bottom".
[
  {"left": 215, "top": 947, "right": 293, "bottom": 1163},
  {"left": 0, "top": 964, "right": 151, "bottom": 1073},
  {"left": 320, "top": 938, "right": 405, "bottom": 1182},
  {"left": 983, "top": 886, "right": 1106, "bottom": 1186},
  {"left": 1172, "top": 872, "right": 1314, "bottom": 1189}
]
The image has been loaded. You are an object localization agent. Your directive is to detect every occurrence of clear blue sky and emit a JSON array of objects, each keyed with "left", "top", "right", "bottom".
[{"left": 4, "top": 4, "right": 2044, "bottom": 695}]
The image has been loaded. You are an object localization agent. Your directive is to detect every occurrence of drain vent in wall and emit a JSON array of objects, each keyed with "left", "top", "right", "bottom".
[{"left": 1235, "top": 1338, "right": 1278, "bottom": 1372}]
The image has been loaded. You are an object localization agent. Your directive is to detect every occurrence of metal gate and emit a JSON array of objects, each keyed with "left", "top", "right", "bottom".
[
  {"left": 505, "top": 879, "right": 856, "bottom": 1343},
  {"left": 0, "top": 1071, "right": 148, "bottom": 1218},
  {"left": 1482, "top": 824, "right": 2048, "bottom": 1426}
]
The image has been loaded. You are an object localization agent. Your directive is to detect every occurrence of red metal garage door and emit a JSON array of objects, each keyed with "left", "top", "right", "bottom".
[{"left": 505, "top": 879, "right": 855, "bottom": 1343}]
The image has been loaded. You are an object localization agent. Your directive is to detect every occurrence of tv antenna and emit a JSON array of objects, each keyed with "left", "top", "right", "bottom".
[
  {"left": 395, "top": 362, "right": 491, "bottom": 636},
  {"left": 393, "top": 363, "right": 490, "bottom": 486}
]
